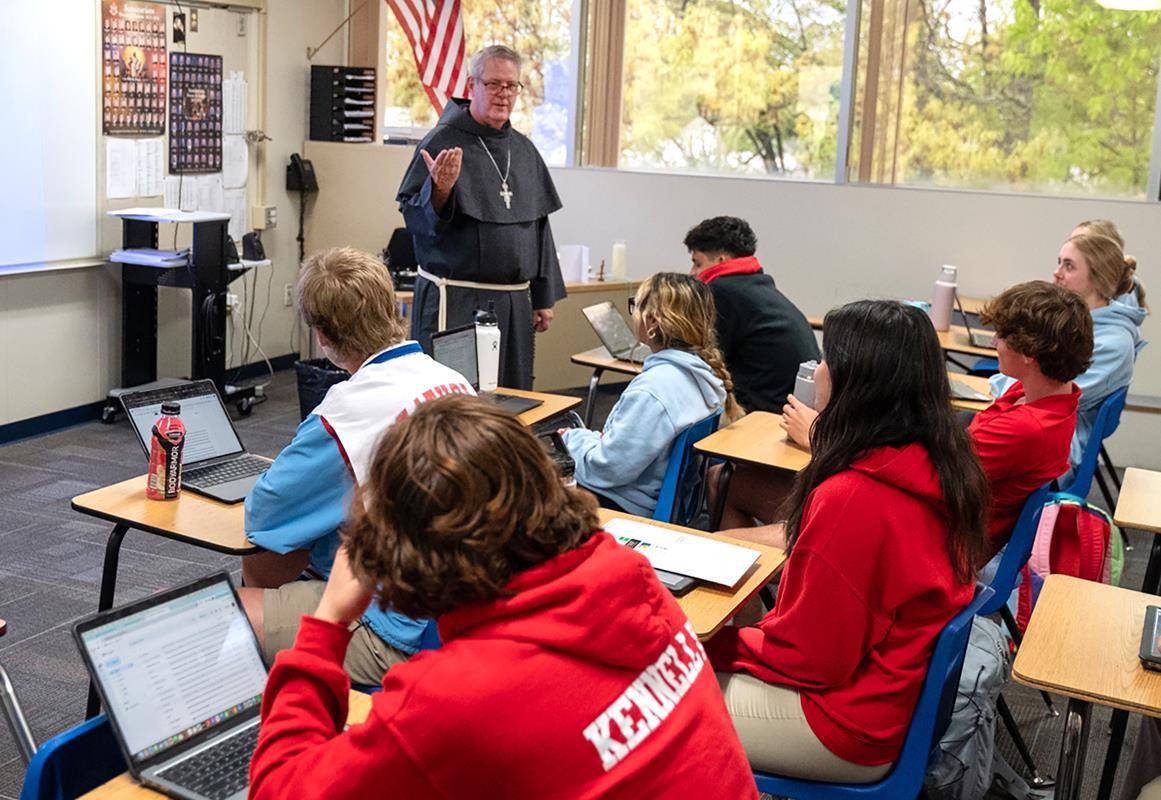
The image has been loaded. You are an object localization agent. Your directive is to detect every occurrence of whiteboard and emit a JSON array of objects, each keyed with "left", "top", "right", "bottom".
[{"left": 0, "top": 1, "right": 98, "bottom": 269}]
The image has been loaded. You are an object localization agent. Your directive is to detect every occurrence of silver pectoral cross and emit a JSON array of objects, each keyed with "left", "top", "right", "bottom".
[{"left": 500, "top": 181, "right": 513, "bottom": 210}]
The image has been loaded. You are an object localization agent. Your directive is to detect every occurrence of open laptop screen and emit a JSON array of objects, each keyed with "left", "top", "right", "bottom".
[
  {"left": 582, "top": 302, "right": 636, "bottom": 357},
  {"left": 431, "top": 325, "right": 479, "bottom": 389},
  {"left": 76, "top": 577, "right": 267, "bottom": 765},
  {"left": 124, "top": 382, "right": 244, "bottom": 464}
]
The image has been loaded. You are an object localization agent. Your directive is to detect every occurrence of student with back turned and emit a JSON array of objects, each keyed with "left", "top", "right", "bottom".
[
  {"left": 239, "top": 247, "right": 474, "bottom": 686},
  {"left": 685, "top": 216, "right": 819, "bottom": 413},
  {"left": 249, "top": 395, "right": 758, "bottom": 800}
]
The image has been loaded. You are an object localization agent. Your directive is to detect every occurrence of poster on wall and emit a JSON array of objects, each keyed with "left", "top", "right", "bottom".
[
  {"left": 101, "top": 0, "right": 167, "bottom": 136},
  {"left": 169, "top": 52, "right": 223, "bottom": 174}
]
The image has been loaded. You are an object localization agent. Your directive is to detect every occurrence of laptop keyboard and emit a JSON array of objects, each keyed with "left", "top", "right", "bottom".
[
  {"left": 184, "top": 454, "right": 269, "bottom": 488},
  {"left": 156, "top": 723, "right": 259, "bottom": 800}
]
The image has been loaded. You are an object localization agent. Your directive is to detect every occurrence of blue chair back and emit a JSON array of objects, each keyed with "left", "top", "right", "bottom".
[
  {"left": 753, "top": 585, "right": 994, "bottom": 800},
  {"left": 19, "top": 715, "right": 125, "bottom": 800},
  {"left": 652, "top": 410, "right": 722, "bottom": 526},
  {"left": 979, "top": 484, "right": 1051, "bottom": 616},
  {"left": 1060, "top": 386, "right": 1128, "bottom": 500}
]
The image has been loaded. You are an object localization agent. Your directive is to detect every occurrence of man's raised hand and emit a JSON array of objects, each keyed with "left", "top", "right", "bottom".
[{"left": 422, "top": 147, "right": 463, "bottom": 193}]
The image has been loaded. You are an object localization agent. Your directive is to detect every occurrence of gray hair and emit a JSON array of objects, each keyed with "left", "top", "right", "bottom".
[{"left": 470, "top": 45, "right": 522, "bottom": 78}]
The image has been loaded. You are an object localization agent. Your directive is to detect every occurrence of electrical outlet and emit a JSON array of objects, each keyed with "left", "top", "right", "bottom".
[
  {"left": 236, "top": 12, "right": 247, "bottom": 36},
  {"left": 251, "top": 205, "right": 276, "bottom": 230},
  {"left": 226, "top": 292, "right": 240, "bottom": 311},
  {"left": 265, "top": 206, "right": 277, "bottom": 227},
  {"left": 190, "top": 9, "right": 198, "bottom": 30},
  {"left": 283, "top": 283, "right": 294, "bottom": 307}
]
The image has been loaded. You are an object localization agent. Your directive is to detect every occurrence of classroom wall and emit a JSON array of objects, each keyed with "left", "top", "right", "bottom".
[
  {"left": 301, "top": 145, "right": 1161, "bottom": 469},
  {"left": 0, "top": 0, "right": 345, "bottom": 428}
]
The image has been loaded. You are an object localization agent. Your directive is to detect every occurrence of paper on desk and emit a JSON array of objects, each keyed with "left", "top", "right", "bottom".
[
  {"left": 222, "top": 135, "right": 248, "bottom": 189},
  {"left": 106, "top": 138, "right": 137, "bottom": 198},
  {"left": 223, "top": 188, "right": 247, "bottom": 241},
  {"left": 135, "top": 139, "right": 165, "bottom": 197},
  {"left": 603, "top": 517, "right": 760, "bottom": 587}
]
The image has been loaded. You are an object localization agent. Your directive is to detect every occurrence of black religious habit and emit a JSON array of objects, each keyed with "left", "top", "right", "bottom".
[{"left": 396, "top": 99, "right": 566, "bottom": 390}]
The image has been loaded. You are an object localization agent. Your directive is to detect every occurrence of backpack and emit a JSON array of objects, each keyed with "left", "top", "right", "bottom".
[{"left": 1016, "top": 495, "right": 1121, "bottom": 633}]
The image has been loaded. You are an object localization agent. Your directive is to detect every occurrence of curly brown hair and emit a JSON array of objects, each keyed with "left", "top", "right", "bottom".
[
  {"left": 344, "top": 394, "right": 600, "bottom": 619},
  {"left": 981, "top": 281, "right": 1094, "bottom": 383}
]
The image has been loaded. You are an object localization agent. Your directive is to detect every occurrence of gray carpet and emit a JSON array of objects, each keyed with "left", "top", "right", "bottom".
[{"left": 0, "top": 372, "right": 1150, "bottom": 798}]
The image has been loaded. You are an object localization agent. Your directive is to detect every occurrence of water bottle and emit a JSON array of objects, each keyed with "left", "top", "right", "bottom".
[
  {"left": 146, "top": 402, "right": 185, "bottom": 500},
  {"left": 793, "top": 361, "right": 819, "bottom": 409},
  {"left": 475, "top": 302, "right": 501, "bottom": 392},
  {"left": 929, "top": 265, "right": 958, "bottom": 332}
]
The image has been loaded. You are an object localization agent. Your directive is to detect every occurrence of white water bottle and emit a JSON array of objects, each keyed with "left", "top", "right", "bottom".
[
  {"left": 929, "top": 265, "right": 958, "bottom": 332},
  {"left": 475, "top": 302, "right": 501, "bottom": 392},
  {"left": 793, "top": 361, "right": 819, "bottom": 409}
]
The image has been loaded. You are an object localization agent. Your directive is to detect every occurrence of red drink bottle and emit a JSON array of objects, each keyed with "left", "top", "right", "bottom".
[{"left": 146, "top": 401, "right": 185, "bottom": 500}]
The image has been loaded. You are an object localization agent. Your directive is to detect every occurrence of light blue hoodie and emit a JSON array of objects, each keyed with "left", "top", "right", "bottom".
[
  {"left": 562, "top": 348, "right": 726, "bottom": 517},
  {"left": 991, "top": 285, "right": 1147, "bottom": 473}
]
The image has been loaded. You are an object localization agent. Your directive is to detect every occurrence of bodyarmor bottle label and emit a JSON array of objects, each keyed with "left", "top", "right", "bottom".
[{"left": 147, "top": 405, "right": 185, "bottom": 500}]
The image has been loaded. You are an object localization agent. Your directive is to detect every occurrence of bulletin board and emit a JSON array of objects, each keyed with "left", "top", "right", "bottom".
[{"left": 101, "top": 0, "right": 167, "bottom": 136}]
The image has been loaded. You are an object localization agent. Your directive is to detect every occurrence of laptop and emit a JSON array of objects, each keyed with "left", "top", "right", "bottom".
[
  {"left": 74, "top": 573, "right": 268, "bottom": 800},
  {"left": 954, "top": 292, "right": 998, "bottom": 350},
  {"left": 949, "top": 378, "right": 992, "bottom": 403},
  {"left": 121, "top": 380, "right": 271, "bottom": 504},
  {"left": 430, "top": 325, "right": 543, "bottom": 415},
  {"left": 582, "top": 301, "right": 651, "bottom": 363}
]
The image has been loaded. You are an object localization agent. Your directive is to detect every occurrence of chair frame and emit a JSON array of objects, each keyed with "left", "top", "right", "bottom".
[
  {"left": 752, "top": 585, "right": 994, "bottom": 800},
  {"left": 652, "top": 410, "right": 722, "bottom": 527}
]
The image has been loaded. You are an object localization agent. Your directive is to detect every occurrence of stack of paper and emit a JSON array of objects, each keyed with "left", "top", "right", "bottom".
[
  {"left": 603, "top": 517, "right": 760, "bottom": 587},
  {"left": 110, "top": 248, "right": 190, "bottom": 267}
]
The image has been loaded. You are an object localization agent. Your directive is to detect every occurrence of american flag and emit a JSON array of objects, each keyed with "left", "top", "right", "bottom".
[{"left": 385, "top": 0, "right": 468, "bottom": 114}]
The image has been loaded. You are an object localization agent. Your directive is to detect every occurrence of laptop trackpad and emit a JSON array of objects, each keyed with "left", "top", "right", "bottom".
[{"left": 195, "top": 475, "right": 260, "bottom": 505}]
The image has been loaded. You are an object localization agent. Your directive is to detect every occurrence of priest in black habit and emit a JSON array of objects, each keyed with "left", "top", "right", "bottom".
[{"left": 396, "top": 45, "right": 566, "bottom": 390}]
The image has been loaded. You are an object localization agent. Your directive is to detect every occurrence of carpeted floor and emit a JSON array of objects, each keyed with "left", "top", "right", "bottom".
[{"left": 0, "top": 370, "right": 1151, "bottom": 798}]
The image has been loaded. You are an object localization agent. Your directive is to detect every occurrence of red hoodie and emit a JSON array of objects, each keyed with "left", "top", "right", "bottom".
[
  {"left": 706, "top": 444, "right": 974, "bottom": 766},
  {"left": 969, "top": 381, "right": 1079, "bottom": 558},
  {"left": 250, "top": 532, "right": 758, "bottom": 800}
]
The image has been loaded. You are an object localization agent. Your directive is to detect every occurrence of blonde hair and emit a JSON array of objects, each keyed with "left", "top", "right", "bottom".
[
  {"left": 1075, "top": 219, "right": 1124, "bottom": 249},
  {"left": 1066, "top": 232, "right": 1148, "bottom": 310},
  {"left": 634, "top": 273, "right": 741, "bottom": 420},
  {"left": 296, "top": 247, "right": 406, "bottom": 364}
]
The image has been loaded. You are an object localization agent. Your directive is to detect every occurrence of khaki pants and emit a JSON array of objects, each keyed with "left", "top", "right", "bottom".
[
  {"left": 716, "top": 672, "right": 892, "bottom": 783},
  {"left": 1141, "top": 778, "right": 1161, "bottom": 800},
  {"left": 263, "top": 580, "right": 410, "bottom": 686}
]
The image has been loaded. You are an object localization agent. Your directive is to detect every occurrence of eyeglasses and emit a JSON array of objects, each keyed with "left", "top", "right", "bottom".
[{"left": 481, "top": 80, "right": 525, "bottom": 96}]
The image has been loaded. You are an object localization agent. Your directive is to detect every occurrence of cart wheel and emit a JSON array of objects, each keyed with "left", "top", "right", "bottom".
[
  {"left": 101, "top": 405, "right": 117, "bottom": 424},
  {"left": 237, "top": 397, "right": 254, "bottom": 416}
]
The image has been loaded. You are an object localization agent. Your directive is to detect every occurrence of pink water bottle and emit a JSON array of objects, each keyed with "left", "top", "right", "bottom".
[{"left": 929, "top": 265, "right": 958, "bottom": 332}]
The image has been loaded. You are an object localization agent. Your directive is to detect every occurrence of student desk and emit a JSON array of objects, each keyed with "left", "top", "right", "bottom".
[
  {"left": 1013, "top": 575, "right": 1161, "bottom": 800},
  {"left": 71, "top": 388, "right": 579, "bottom": 717},
  {"left": 1118, "top": 468, "right": 1161, "bottom": 596},
  {"left": 570, "top": 346, "right": 643, "bottom": 426},
  {"left": 78, "top": 691, "right": 373, "bottom": 800},
  {"left": 693, "top": 412, "right": 811, "bottom": 529},
  {"left": 596, "top": 509, "right": 785, "bottom": 641}
]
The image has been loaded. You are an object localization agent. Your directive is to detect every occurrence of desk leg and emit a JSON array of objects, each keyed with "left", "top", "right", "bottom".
[
  {"left": 86, "top": 524, "right": 128, "bottom": 719},
  {"left": 583, "top": 368, "right": 605, "bottom": 428},
  {"left": 1097, "top": 709, "right": 1129, "bottom": 800},
  {"left": 708, "top": 461, "right": 734, "bottom": 532},
  {"left": 1055, "top": 698, "right": 1092, "bottom": 800},
  {"left": 1142, "top": 533, "right": 1161, "bottom": 596}
]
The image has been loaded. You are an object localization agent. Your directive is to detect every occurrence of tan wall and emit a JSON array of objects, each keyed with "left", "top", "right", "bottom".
[{"left": 0, "top": 0, "right": 346, "bottom": 427}]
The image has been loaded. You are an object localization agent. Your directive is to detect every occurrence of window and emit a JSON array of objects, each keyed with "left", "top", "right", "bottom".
[
  {"left": 382, "top": 1, "right": 578, "bottom": 166},
  {"left": 849, "top": 0, "right": 1161, "bottom": 198},
  {"left": 618, "top": 0, "right": 848, "bottom": 179}
]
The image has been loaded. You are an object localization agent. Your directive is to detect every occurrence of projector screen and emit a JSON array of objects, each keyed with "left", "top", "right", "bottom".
[{"left": 0, "top": 1, "right": 98, "bottom": 270}]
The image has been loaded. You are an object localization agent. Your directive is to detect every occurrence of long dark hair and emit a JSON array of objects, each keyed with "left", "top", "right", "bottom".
[{"left": 779, "top": 301, "right": 989, "bottom": 583}]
